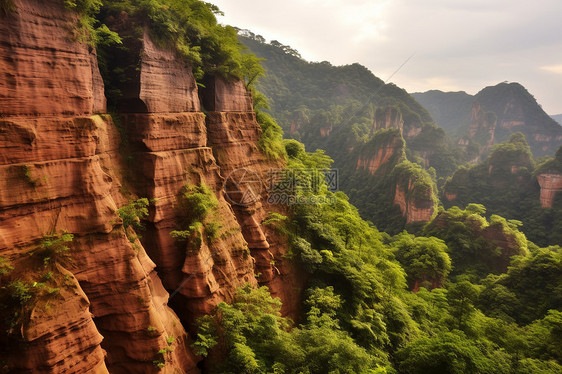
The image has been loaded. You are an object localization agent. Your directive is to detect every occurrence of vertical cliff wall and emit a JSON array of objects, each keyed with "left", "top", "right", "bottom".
[
  {"left": 0, "top": 3, "right": 197, "bottom": 370},
  {"left": 0, "top": 0, "right": 299, "bottom": 372}
]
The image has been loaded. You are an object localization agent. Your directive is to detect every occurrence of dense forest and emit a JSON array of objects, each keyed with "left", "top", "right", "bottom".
[
  {"left": 0, "top": 1, "right": 561, "bottom": 373},
  {"left": 194, "top": 140, "right": 562, "bottom": 373}
]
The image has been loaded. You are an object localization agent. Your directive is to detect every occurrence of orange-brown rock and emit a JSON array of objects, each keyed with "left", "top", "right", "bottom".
[
  {"left": 1, "top": 1, "right": 302, "bottom": 371},
  {"left": 537, "top": 173, "right": 562, "bottom": 208},
  {"left": 467, "top": 102, "right": 496, "bottom": 149},
  {"left": 0, "top": 114, "right": 198, "bottom": 373},
  {"left": 5, "top": 264, "right": 108, "bottom": 374},
  {"left": 373, "top": 106, "right": 403, "bottom": 135},
  {"left": 202, "top": 84, "right": 303, "bottom": 318},
  {"left": 200, "top": 76, "right": 253, "bottom": 112},
  {"left": 356, "top": 131, "right": 403, "bottom": 176},
  {"left": 393, "top": 180, "right": 435, "bottom": 224},
  {"left": 0, "top": 0, "right": 105, "bottom": 116}
]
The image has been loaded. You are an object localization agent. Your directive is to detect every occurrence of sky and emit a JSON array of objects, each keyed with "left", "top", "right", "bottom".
[{"left": 210, "top": 0, "right": 562, "bottom": 115}]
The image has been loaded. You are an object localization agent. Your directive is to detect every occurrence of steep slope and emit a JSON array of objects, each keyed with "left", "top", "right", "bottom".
[
  {"left": 411, "top": 90, "right": 473, "bottom": 137},
  {"left": 0, "top": 0, "right": 299, "bottom": 372},
  {"left": 0, "top": 2, "right": 197, "bottom": 372},
  {"left": 240, "top": 33, "right": 447, "bottom": 233},
  {"left": 443, "top": 133, "right": 562, "bottom": 246},
  {"left": 414, "top": 83, "right": 562, "bottom": 160}
]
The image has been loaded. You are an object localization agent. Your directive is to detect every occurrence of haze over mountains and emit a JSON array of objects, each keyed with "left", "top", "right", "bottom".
[{"left": 413, "top": 83, "right": 562, "bottom": 159}]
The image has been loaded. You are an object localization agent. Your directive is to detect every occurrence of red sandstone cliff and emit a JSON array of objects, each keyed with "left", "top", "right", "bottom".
[
  {"left": 537, "top": 173, "right": 562, "bottom": 208},
  {"left": 393, "top": 179, "right": 435, "bottom": 224},
  {"left": 356, "top": 129, "right": 404, "bottom": 176},
  {"left": 1, "top": 1, "right": 300, "bottom": 372}
]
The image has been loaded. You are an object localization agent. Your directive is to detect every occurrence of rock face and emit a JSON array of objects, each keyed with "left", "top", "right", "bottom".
[
  {"left": 0, "top": 0, "right": 105, "bottom": 116},
  {"left": 373, "top": 107, "right": 404, "bottom": 135},
  {"left": 1, "top": 1, "right": 302, "bottom": 372},
  {"left": 0, "top": 0, "right": 299, "bottom": 372},
  {"left": 393, "top": 180, "right": 435, "bottom": 224},
  {"left": 461, "top": 83, "right": 562, "bottom": 159},
  {"left": 356, "top": 129, "right": 404, "bottom": 176},
  {"left": 460, "top": 102, "right": 497, "bottom": 158},
  {"left": 537, "top": 174, "right": 562, "bottom": 208},
  {"left": 0, "top": 113, "right": 197, "bottom": 372}
]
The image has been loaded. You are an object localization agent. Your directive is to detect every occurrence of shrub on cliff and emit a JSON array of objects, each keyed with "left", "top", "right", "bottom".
[{"left": 98, "top": 0, "right": 263, "bottom": 82}]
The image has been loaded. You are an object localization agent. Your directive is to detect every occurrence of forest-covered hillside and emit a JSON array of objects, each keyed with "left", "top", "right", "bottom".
[{"left": 0, "top": 1, "right": 561, "bottom": 373}]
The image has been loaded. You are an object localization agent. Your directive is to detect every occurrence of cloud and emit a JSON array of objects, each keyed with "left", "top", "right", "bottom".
[
  {"left": 541, "top": 65, "right": 562, "bottom": 75},
  {"left": 211, "top": 0, "right": 562, "bottom": 113}
]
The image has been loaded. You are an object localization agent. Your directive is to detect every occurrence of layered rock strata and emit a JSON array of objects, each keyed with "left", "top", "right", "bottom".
[{"left": 0, "top": 1, "right": 197, "bottom": 372}]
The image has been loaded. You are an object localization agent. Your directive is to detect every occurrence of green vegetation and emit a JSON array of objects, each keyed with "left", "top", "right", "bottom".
[
  {"left": 29, "top": 232, "right": 74, "bottom": 266},
  {"left": 443, "top": 136, "right": 562, "bottom": 247},
  {"left": 473, "top": 82, "right": 562, "bottom": 158},
  {"left": 240, "top": 34, "right": 462, "bottom": 231},
  {"left": 392, "top": 233, "right": 451, "bottom": 288},
  {"left": 253, "top": 91, "right": 287, "bottom": 160},
  {"left": 118, "top": 197, "right": 149, "bottom": 231},
  {"left": 103, "top": 0, "right": 262, "bottom": 80},
  {"left": 193, "top": 140, "right": 561, "bottom": 373},
  {"left": 170, "top": 183, "right": 222, "bottom": 249},
  {"left": 414, "top": 83, "right": 562, "bottom": 159},
  {"left": 424, "top": 204, "right": 528, "bottom": 279}
]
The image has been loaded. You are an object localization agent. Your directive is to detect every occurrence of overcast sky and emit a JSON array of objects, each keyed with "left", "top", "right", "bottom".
[{"left": 210, "top": 0, "right": 562, "bottom": 115}]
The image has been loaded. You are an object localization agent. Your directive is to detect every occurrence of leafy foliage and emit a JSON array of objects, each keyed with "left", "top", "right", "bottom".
[
  {"left": 118, "top": 198, "right": 149, "bottom": 231},
  {"left": 392, "top": 233, "right": 451, "bottom": 288},
  {"left": 171, "top": 183, "right": 222, "bottom": 249},
  {"left": 424, "top": 204, "right": 528, "bottom": 279},
  {"left": 29, "top": 232, "right": 74, "bottom": 265},
  {"left": 98, "top": 0, "right": 262, "bottom": 81},
  {"left": 443, "top": 136, "right": 562, "bottom": 247},
  {"left": 190, "top": 140, "right": 561, "bottom": 372}
]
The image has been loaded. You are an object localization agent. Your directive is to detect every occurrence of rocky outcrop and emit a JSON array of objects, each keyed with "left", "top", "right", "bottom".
[
  {"left": 113, "top": 28, "right": 301, "bottom": 324},
  {"left": 203, "top": 105, "right": 303, "bottom": 318},
  {"left": 464, "top": 102, "right": 496, "bottom": 153},
  {"left": 393, "top": 180, "right": 435, "bottom": 224},
  {"left": 356, "top": 130, "right": 404, "bottom": 176},
  {"left": 0, "top": 0, "right": 105, "bottom": 116},
  {"left": 373, "top": 107, "right": 403, "bottom": 135},
  {"left": 537, "top": 173, "right": 562, "bottom": 208},
  {"left": 0, "top": 114, "right": 198, "bottom": 373},
  {"left": 0, "top": 1, "right": 197, "bottom": 372},
  {"left": 200, "top": 76, "right": 253, "bottom": 112},
  {"left": 0, "top": 1, "right": 304, "bottom": 372},
  {"left": 0, "top": 114, "right": 197, "bottom": 373}
]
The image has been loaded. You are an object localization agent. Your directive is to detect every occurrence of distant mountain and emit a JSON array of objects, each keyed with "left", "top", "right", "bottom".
[
  {"left": 413, "top": 83, "right": 562, "bottom": 159},
  {"left": 239, "top": 32, "right": 456, "bottom": 232},
  {"left": 552, "top": 114, "right": 562, "bottom": 125},
  {"left": 411, "top": 90, "right": 473, "bottom": 137}
]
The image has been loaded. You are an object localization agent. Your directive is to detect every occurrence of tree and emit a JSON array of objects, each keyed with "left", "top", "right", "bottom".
[
  {"left": 447, "top": 281, "right": 480, "bottom": 329},
  {"left": 393, "top": 233, "right": 451, "bottom": 289},
  {"left": 397, "top": 331, "right": 509, "bottom": 374}
]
